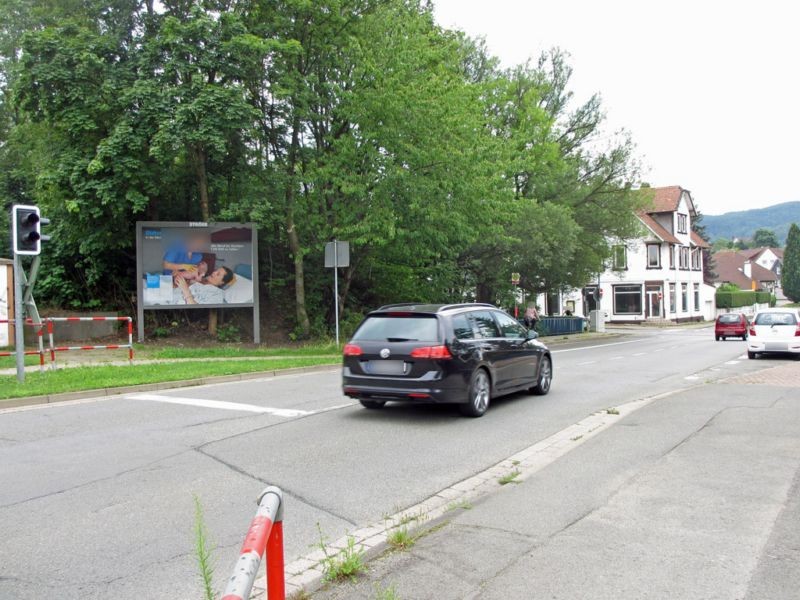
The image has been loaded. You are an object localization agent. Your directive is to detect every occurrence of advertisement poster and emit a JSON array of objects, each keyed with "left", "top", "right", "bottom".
[{"left": 138, "top": 223, "right": 256, "bottom": 308}]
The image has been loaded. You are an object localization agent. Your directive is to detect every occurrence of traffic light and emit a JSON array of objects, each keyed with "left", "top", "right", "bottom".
[{"left": 12, "top": 204, "right": 48, "bottom": 256}]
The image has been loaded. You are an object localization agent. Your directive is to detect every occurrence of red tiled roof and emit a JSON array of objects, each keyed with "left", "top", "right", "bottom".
[
  {"left": 690, "top": 231, "right": 710, "bottom": 248},
  {"left": 648, "top": 186, "right": 684, "bottom": 212},
  {"left": 712, "top": 250, "right": 778, "bottom": 289},
  {"left": 637, "top": 211, "right": 681, "bottom": 244}
]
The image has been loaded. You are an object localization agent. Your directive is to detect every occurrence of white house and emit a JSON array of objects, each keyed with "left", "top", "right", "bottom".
[{"left": 555, "top": 186, "right": 714, "bottom": 322}]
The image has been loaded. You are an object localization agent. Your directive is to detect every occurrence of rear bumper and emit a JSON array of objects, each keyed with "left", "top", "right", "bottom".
[
  {"left": 342, "top": 368, "right": 468, "bottom": 403},
  {"left": 748, "top": 340, "right": 800, "bottom": 353}
]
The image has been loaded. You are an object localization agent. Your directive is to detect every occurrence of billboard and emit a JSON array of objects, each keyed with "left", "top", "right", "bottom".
[{"left": 135, "top": 222, "right": 260, "bottom": 341}]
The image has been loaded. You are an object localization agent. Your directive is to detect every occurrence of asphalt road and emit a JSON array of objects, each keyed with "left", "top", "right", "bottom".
[{"left": 0, "top": 327, "right": 783, "bottom": 598}]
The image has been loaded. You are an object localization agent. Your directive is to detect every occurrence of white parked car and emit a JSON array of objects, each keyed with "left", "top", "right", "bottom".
[{"left": 747, "top": 308, "right": 800, "bottom": 359}]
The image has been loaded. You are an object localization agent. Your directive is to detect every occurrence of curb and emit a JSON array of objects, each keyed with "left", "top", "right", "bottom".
[
  {"left": 256, "top": 385, "right": 691, "bottom": 598},
  {"left": 0, "top": 363, "right": 341, "bottom": 411}
]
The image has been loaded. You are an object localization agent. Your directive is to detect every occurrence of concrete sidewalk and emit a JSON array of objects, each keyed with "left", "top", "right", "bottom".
[{"left": 313, "top": 364, "right": 800, "bottom": 600}]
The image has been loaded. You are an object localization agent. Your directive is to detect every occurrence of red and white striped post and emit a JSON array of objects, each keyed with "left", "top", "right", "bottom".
[
  {"left": 0, "top": 319, "right": 46, "bottom": 372},
  {"left": 222, "top": 486, "right": 285, "bottom": 600}
]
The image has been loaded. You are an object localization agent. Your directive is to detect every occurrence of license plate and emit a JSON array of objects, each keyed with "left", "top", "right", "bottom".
[{"left": 367, "top": 360, "right": 406, "bottom": 375}]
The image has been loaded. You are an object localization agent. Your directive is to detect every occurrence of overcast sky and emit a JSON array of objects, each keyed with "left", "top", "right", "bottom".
[{"left": 433, "top": 0, "right": 800, "bottom": 216}]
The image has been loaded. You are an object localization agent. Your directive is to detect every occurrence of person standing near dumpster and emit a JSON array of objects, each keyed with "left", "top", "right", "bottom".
[{"left": 524, "top": 303, "right": 539, "bottom": 330}]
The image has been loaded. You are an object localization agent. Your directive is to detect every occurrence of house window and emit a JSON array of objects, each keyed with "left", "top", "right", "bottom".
[
  {"left": 612, "top": 245, "right": 627, "bottom": 270},
  {"left": 669, "top": 283, "right": 676, "bottom": 314},
  {"left": 691, "top": 248, "right": 701, "bottom": 270},
  {"left": 677, "top": 213, "right": 688, "bottom": 234},
  {"left": 646, "top": 244, "right": 661, "bottom": 268},
  {"left": 681, "top": 283, "right": 688, "bottom": 312},
  {"left": 669, "top": 245, "right": 675, "bottom": 269},
  {"left": 693, "top": 283, "right": 700, "bottom": 311},
  {"left": 679, "top": 247, "right": 689, "bottom": 270},
  {"left": 613, "top": 284, "right": 642, "bottom": 315}
]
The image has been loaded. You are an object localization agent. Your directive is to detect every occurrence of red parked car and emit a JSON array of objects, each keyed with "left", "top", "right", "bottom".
[{"left": 715, "top": 313, "right": 749, "bottom": 341}]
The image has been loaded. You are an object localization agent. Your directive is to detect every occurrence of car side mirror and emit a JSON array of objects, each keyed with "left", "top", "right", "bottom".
[{"left": 526, "top": 329, "right": 539, "bottom": 340}]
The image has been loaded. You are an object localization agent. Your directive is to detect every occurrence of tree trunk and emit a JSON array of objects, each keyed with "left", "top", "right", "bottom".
[
  {"left": 476, "top": 281, "right": 494, "bottom": 304},
  {"left": 286, "top": 115, "right": 310, "bottom": 336},
  {"left": 192, "top": 145, "right": 216, "bottom": 336}
]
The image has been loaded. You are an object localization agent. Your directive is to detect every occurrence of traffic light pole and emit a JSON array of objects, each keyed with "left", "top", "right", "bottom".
[{"left": 13, "top": 255, "right": 25, "bottom": 383}]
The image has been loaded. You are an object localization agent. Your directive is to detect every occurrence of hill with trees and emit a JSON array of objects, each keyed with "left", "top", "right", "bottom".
[{"left": 703, "top": 201, "right": 800, "bottom": 246}]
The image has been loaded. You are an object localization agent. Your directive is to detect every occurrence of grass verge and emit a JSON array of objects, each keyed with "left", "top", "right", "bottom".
[
  {"left": 0, "top": 357, "right": 339, "bottom": 401},
  {"left": 144, "top": 343, "right": 340, "bottom": 360}
]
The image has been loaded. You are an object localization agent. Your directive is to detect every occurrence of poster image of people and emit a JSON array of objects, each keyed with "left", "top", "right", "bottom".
[{"left": 138, "top": 223, "right": 256, "bottom": 307}]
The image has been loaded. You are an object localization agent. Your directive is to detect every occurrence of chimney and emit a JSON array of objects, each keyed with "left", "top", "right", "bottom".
[{"left": 743, "top": 260, "right": 752, "bottom": 278}]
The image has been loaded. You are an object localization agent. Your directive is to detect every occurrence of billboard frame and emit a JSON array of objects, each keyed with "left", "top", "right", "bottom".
[{"left": 135, "top": 221, "right": 260, "bottom": 343}]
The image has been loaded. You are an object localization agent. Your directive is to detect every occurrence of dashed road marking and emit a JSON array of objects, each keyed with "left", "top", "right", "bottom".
[{"left": 552, "top": 339, "right": 645, "bottom": 354}]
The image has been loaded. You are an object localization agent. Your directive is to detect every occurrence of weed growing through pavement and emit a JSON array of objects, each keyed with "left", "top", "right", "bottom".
[
  {"left": 446, "top": 499, "right": 473, "bottom": 512},
  {"left": 571, "top": 435, "right": 583, "bottom": 441},
  {"left": 605, "top": 407, "right": 620, "bottom": 415},
  {"left": 387, "top": 526, "right": 415, "bottom": 550},
  {"left": 374, "top": 582, "right": 401, "bottom": 599},
  {"left": 193, "top": 495, "right": 216, "bottom": 600},
  {"left": 317, "top": 524, "right": 365, "bottom": 581},
  {"left": 511, "top": 460, "right": 520, "bottom": 466},
  {"left": 288, "top": 590, "right": 312, "bottom": 600},
  {"left": 498, "top": 470, "right": 521, "bottom": 485}
]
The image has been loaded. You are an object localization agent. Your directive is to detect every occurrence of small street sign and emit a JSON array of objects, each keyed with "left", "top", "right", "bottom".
[
  {"left": 511, "top": 272, "right": 520, "bottom": 285},
  {"left": 325, "top": 241, "right": 350, "bottom": 268}
]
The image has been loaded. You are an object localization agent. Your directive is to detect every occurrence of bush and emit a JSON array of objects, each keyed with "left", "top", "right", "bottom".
[{"left": 715, "top": 290, "right": 756, "bottom": 308}]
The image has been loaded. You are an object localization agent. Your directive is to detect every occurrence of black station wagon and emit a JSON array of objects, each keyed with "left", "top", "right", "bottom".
[{"left": 342, "top": 303, "right": 553, "bottom": 417}]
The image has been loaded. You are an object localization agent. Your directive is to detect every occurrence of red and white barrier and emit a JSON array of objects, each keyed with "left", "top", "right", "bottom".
[
  {"left": 223, "top": 487, "right": 285, "bottom": 600},
  {"left": 46, "top": 316, "right": 134, "bottom": 368},
  {"left": 0, "top": 319, "right": 46, "bottom": 372}
]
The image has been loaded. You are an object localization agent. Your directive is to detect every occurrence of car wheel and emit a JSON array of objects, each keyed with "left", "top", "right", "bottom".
[
  {"left": 359, "top": 399, "right": 386, "bottom": 409},
  {"left": 747, "top": 351, "right": 757, "bottom": 359},
  {"left": 460, "top": 369, "right": 490, "bottom": 417},
  {"left": 530, "top": 355, "right": 552, "bottom": 396},
  {"left": 715, "top": 335, "right": 720, "bottom": 341},
  {"left": 742, "top": 335, "right": 747, "bottom": 341}
]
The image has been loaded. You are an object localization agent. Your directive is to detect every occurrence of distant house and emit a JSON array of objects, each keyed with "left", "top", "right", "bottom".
[
  {"left": 554, "top": 185, "right": 715, "bottom": 322},
  {"left": 711, "top": 250, "right": 778, "bottom": 291},
  {"left": 739, "top": 247, "right": 783, "bottom": 278}
]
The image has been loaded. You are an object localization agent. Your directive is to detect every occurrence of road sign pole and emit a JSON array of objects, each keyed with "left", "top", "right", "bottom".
[
  {"left": 13, "top": 254, "right": 25, "bottom": 383},
  {"left": 334, "top": 240, "right": 340, "bottom": 347}
]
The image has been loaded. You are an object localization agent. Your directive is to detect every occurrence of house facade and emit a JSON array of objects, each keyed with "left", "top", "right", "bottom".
[
  {"left": 711, "top": 249, "right": 779, "bottom": 291},
  {"left": 557, "top": 186, "right": 713, "bottom": 322}
]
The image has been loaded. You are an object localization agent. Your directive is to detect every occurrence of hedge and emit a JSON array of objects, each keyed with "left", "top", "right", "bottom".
[{"left": 716, "top": 290, "right": 777, "bottom": 308}]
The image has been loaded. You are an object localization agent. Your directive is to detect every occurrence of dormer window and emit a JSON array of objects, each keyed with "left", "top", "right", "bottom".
[{"left": 677, "top": 213, "right": 688, "bottom": 234}]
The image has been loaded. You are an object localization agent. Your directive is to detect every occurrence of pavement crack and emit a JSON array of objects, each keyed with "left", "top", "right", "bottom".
[
  {"left": 0, "top": 450, "right": 193, "bottom": 510},
  {"left": 192, "top": 447, "right": 358, "bottom": 526}
]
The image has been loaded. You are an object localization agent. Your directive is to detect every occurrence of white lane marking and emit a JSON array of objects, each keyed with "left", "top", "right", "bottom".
[
  {"left": 552, "top": 339, "right": 645, "bottom": 354},
  {"left": 633, "top": 352, "right": 646, "bottom": 356},
  {"left": 610, "top": 356, "right": 624, "bottom": 360},
  {"left": 128, "top": 393, "right": 312, "bottom": 417},
  {"left": 577, "top": 361, "right": 597, "bottom": 366},
  {"left": 725, "top": 361, "right": 739, "bottom": 365},
  {"left": 685, "top": 375, "right": 699, "bottom": 380},
  {"left": 738, "top": 355, "right": 748, "bottom": 359}
]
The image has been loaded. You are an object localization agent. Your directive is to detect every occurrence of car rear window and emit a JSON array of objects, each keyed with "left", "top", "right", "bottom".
[
  {"left": 718, "top": 314, "right": 741, "bottom": 324},
  {"left": 352, "top": 315, "right": 440, "bottom": 342},
  {"left": 754, "top": 312, "right": 798, "bottom": 326}
]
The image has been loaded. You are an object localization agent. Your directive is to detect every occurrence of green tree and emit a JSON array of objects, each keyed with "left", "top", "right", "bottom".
[
  {"left": 752, "top": 228, "right": 779, "bottom": 248},
  {"left": 782, "top": 223, "right": 800, "bottom": 302},
  {"left": 692, "top": 205, "right": 716, "bottom": 284}
]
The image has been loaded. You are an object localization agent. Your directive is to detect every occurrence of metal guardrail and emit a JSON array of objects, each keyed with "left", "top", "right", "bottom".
[{"left": 222, "top": 486, "right": 285, "bottom": 600}]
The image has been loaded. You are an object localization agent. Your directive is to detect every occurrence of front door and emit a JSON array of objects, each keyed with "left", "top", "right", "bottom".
[{"left": 645, "top": 285, "right": 662, "bottom": 318}]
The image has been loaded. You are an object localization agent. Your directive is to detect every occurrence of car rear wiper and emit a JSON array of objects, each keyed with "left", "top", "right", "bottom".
[{"left": 386, "top": 337, "right": 418, "bottom": 342}]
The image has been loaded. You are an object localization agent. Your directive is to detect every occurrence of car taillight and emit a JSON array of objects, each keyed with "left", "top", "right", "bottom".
[
  {"left": 410, "top": 345, "right": 452, "bottom": 360},
  {"left": 749, "top": 326, "right": 756, "bottom": 336},
  {"left": 343, "top": 343, "right": 363, "bottom": 356},
  {"left": 796, "top": 324, "right": 800, "bottom": 337}
]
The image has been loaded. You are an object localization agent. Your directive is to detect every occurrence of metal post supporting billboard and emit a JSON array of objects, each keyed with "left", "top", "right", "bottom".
[{"left": 325, "top": 240, "right": 350, "bottom": 346}]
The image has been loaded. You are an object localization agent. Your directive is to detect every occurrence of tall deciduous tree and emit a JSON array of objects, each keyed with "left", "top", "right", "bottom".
[{"left": 752, "top": 228, "right": 779, "bottom": 248}]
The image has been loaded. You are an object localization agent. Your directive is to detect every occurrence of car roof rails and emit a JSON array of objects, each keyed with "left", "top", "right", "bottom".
[{"left": 439, "top": 303, "right": 496, "bottom": 312}]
